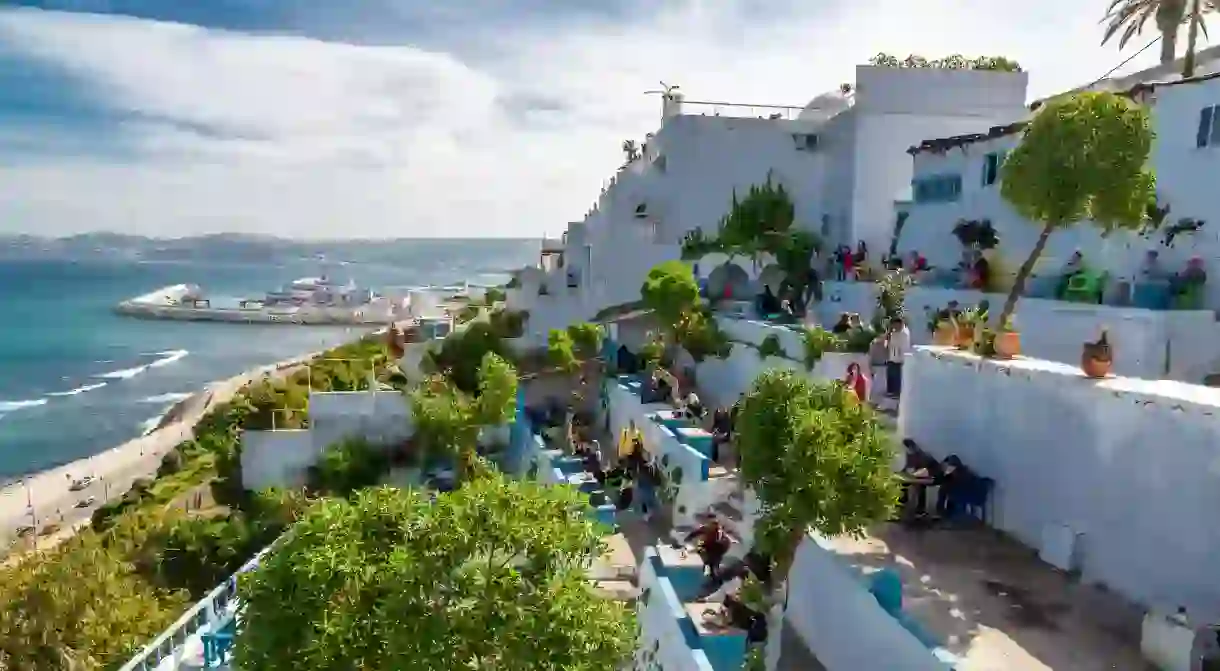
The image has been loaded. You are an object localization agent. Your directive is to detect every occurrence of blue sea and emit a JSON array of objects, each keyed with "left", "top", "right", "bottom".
[{"left": 0, "top": 239, "right": 536, "bottom": 479}]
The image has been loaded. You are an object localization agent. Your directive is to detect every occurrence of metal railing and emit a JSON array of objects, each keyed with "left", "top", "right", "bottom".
[
  {"left": 675, "top": 99, "right": 807, "bottom": 120},
  {"left": 118, "top": 544, "right": 276, "bottom": 671}
]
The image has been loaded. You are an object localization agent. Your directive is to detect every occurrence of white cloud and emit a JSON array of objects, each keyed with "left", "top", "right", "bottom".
[{"left": 0, "top": 2, "right": 1201, "bottom": 238}]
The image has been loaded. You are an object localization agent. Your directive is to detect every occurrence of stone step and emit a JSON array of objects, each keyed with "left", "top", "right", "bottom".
[{"left": 593, "top": 579, "right": 640, "bottom": 601}]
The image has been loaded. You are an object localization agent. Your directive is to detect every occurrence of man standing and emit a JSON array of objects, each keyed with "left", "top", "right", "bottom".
[{"left": 884, "top": 317, "right": 912, "bottom": 399}]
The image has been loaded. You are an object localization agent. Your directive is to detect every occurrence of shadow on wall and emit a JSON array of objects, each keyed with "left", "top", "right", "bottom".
[
  {"left": 836, "top": 524, "right": 1148, "bottom": 670},
  {"left": 708, "top": 262, "right": 752, "bottom": 300}
]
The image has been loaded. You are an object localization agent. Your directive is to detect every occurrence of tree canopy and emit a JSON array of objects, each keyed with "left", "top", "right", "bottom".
[
  {"left": 411, "top": 352, "right": 518, "bottom": 480},
  {"left": 426, "top": 321, "right": 514, "bottom": 394},
  {"left": 235, "top": 477, "right": 636, "bottom": 671},
  {"left": 735, "top": 370, "right": 899, "bottom": 573},
  {"left": 997, "top": 91, "right": 1155, "bottom": 323},
  {"left": 640, "top": 260, "right": 700, "bottom": 329}
]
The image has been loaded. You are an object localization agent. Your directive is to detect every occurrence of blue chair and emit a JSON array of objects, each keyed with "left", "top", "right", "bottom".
[
  {"left": 958, "top": 477, "right": 995, "bottom": 525},
  {"left": 869, "top": 568, "right": 904, "bottom": 615},
  {"left": 1132, "top": 281, "right": 1171, "bottom": 310}
]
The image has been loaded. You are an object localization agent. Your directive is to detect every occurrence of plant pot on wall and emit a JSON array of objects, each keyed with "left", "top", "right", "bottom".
[
  {"left": 994, "top": 330, "right": 1020, "bottom": 359},
  {"left": 954, "top": 325, "right": 975, "bottom": 350},
  {"left": 933, "top": 324, "right": 955, "bottom": 346},
  {"left": 1081, "top": 331, "right": 1113, "bottom": 378}
]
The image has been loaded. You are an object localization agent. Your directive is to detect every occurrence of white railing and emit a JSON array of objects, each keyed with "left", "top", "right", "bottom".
[
  {"left": 118, "top": 545, "right": 275, "bottom": 671},
  {"left": 676, "top": 99, "right": 806, "bottom": 120}
]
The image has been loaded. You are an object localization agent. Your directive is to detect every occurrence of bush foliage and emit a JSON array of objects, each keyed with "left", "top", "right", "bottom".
[{"left": 0, "top": 335, "right": 398, "bottom": 669}]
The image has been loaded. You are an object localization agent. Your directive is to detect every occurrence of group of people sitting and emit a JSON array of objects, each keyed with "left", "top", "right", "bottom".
[{"left": 897, "top": 439, "right": 985, "bottom": 524}]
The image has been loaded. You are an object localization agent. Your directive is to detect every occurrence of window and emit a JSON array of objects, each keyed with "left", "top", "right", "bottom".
[
  {"left": 1198, "top": 105, "right": 1219, "bottom": 148},
  {"left": 912, "top": 174, "right": 963, "bottom": 204},
  {"left": 982, "top": 151, "right": 1005, "bottom": 186},
  {"left": 793, "top": 133, "right": 819, "bottom": 151}
]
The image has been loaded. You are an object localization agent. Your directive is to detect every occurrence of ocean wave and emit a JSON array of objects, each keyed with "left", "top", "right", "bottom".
[
  {"left": 147, "top": 349, "right": 189, "bottom": 368},
  {"left": 95, "top": 349, "right": 189, "bottom": 380},
  {"left": 138, "top": 414, "right": 163, "bottom": 436},
  {"left": 139, "top": 392, "right": 193, "bottom": 404},
  {"left": 0, "top": 398, "right": 48, "bottom": 413},
  {"left": 46, "top": 382, "right": 108, "bottom": 397}
]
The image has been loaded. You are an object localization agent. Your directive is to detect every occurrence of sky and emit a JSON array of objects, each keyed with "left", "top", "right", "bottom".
[{"left": 0, "top": 0, "right": 1203, "bottom": 239}]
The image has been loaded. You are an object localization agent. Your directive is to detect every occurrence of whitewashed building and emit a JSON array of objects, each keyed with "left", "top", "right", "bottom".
[
  {"left": 513, "top": 62, "right": 1032, "bottom": 332},
  {"left": 897, "top": 50, "right": 1220, "bottom": 308}
]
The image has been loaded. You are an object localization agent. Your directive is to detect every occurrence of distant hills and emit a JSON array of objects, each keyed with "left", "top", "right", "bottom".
[{"left": 0, "top": 233, "right": 533, "bottom": 264}]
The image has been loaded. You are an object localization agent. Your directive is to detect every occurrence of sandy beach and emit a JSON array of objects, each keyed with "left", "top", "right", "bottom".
[{"left": 0, "top": 350, "right": 322, "bottom": 547}]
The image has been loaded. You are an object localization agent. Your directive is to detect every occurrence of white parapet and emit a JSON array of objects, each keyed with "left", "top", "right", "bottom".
[{"left": 900, "top": 346, "right": 1220, "bottom": 621}]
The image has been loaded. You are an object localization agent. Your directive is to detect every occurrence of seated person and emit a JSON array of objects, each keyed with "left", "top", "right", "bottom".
[
  {"left": 755, "top": 285, "right": 781, "bottom": 315},
  {"left": 970, "top": 254, "right": 991, "bottom": 290},
  {"left": 684, "top": 392, "right": 705, "bottom": 421},
  {"left": 682, "top": 518, "right": 732, "bottom": 579},
  {"left": 897, "top": 439, "right": 942, "bottom": 516},
  {"left": 640, "top": 371, "right": 672, "bottom": 403},
  {"left": 1055, "top": 250, "right": 1086, "bottom": 298},
  {"left": 907, "top": 251, "right": 929, "bottom": 273},
  {"left": 831, "top": 312, "right": 853, "bottom": 335},
  {"left": 1171, "top": 256, "right": 1207, "bottom": 299},
  {"left": 615, "top": 480, "right": 635, "bottom": 511},
  {"left": 935, "top": 454, "right": 977, "bottom": 518}
]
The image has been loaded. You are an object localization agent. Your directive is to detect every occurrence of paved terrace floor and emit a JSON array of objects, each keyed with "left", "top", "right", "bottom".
[{"left": 827, "top": 523, "right": 1154, "bottom": 670}]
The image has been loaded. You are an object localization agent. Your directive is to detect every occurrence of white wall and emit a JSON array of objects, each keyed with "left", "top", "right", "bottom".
[
  {"left": 635, "top": 550, "right": 716, "bottom": 671},
  {"left": 815, "top": 281, "right": 1216, "bottom": 382},
  {"left": 849, "top": 66, "right": 1029, "bottom": 256},
  {"left": 693, "top": 318, "right": 872, "bottom": 409},
  {"left": 241, "top": 390, "right": 413, "bottom": 491},
  {"left": 899, "top": 348, "right": 1220, "bottom": 621},
  {"left": 785, "top": 534, "right": 951, "bottom": 671}
]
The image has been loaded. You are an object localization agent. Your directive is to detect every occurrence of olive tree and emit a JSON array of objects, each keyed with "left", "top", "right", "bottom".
[
  {"left": 736, "top": 370, "right": 899, "bottom": 576},
  {"left": 997, "top": 91, "right": 1155, "bottom": 326},
  {"left": 235, "top": 477, "right": 635, "bottom": 671}
]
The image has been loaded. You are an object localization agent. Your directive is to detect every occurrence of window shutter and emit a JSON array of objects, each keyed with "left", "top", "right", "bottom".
[
  {"left": 1211, "top": 106, "right": 1220, "bottom": 147},
  {"left": 1198, "top": 106, "right": 1214, "bottom": 148}
]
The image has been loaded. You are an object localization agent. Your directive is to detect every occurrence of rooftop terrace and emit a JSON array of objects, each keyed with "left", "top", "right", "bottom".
[{"left": 826, "top": 523, "right": 1152, "bottom": 670}]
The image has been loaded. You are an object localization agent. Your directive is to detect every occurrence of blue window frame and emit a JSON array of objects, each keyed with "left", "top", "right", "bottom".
[
  {"left": 912, "top": 174, "right": 963, "bottom": 203},
  {"left": 982, "top": 151, "right": 1006, "bottom": 187}
]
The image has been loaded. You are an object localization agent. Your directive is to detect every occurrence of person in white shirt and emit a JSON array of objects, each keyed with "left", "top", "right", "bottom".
[{"left": 883, "top": 317, "right": 912, "bottom": 398}]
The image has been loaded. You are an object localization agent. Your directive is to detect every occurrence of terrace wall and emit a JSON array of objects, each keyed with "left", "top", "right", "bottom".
[
  {"left": 814, "top": 281, "right": 1216, "bottom": 382},
  {"left": 900, "top": 347, "right": 1220, "bottom": 621},
  {"left": 241, "top": 390, "right": 413, "bottom": 490}
]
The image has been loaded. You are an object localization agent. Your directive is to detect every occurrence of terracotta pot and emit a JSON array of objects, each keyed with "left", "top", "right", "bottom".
[
  {"left": 954, "top": 325, "right": 975, "bottom": 350},
  {"left": 1081, "top": 355, "right": 1112, "bottom": 378},
  {"left": 994, "top": 331, "right": 1020, "bottom": 359},
  {"left": 932, "top": 325, "right": 955, "bottom": 346}
]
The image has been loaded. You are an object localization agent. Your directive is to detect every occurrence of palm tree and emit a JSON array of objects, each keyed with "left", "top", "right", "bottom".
[{"left": 1101, "top": 0, "right": 1217, "bottom": 75}]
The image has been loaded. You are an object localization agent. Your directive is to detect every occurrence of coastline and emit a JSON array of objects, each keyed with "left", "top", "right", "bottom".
[{"left": 0, "top": 349, "right": 324, "bottom": 546}]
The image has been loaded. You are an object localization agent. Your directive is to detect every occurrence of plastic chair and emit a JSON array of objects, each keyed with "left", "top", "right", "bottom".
[
  {"left": 869, "top": 568, "right": 904, "bottom": 615},
  {"left": 959, "top": 477, "right": 995, "bottom": 525},
  {"left": 1172, "top": 283, "right": 1204, "bottom": 310},
  {"left": 1063, "top": 270, "right": 1107, "bottom": 303}
]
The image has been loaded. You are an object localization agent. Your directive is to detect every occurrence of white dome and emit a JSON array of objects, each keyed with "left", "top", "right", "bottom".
[{"left": 797, "top": 91, "right": 851, "bottom": 121}]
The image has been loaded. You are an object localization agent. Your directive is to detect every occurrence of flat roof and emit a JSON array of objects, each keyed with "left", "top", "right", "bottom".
[{"left": 825, "top": 523, "right": 1151, "bottom": 670}]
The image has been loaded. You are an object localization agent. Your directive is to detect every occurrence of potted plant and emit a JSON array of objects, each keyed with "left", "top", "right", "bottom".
[
  {"left": 953, "top": 307, "right": 980, "bottom": 350},
  {"left": 1081, "top": 330, "right": 1113, "bottom": 378},
  {"left": 927, "top": 307, "right": 955, "bottom": 346},
  {"left": 994, "top": 315, "right": 1020, "bottom": 359}
]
